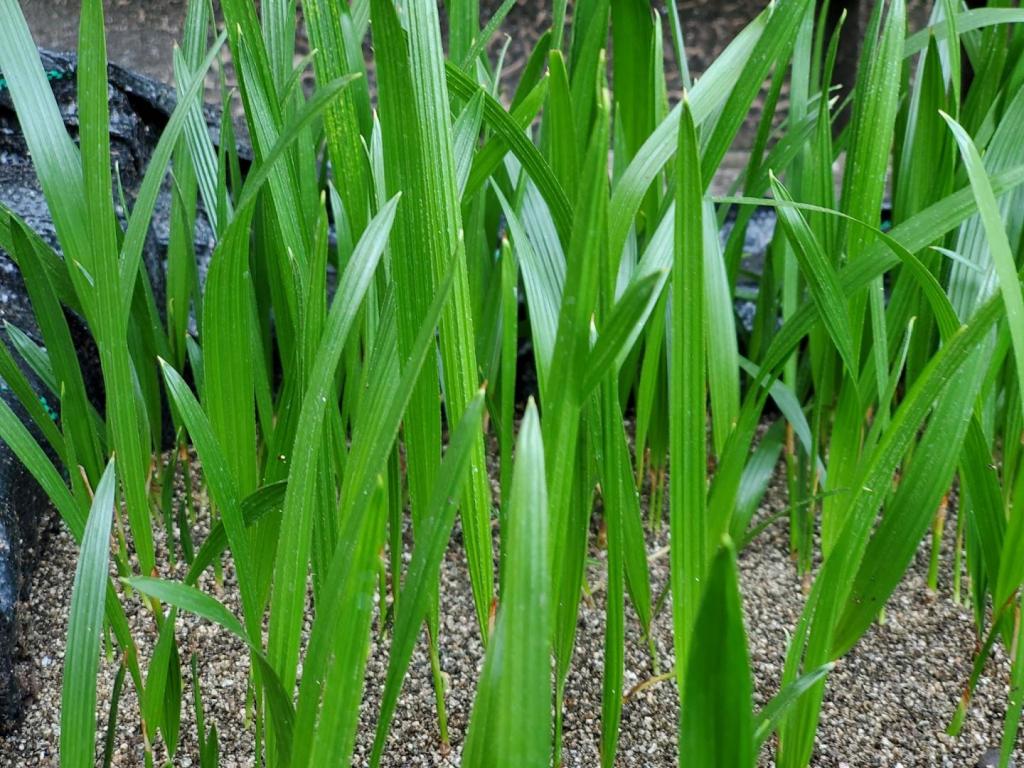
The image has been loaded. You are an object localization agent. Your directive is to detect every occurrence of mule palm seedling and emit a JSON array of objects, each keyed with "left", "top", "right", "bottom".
[{"left": 1, "top": 0, "right": 1024, "bottom": 766}]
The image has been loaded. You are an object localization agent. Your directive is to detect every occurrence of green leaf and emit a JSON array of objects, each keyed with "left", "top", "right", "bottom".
[
  {"left": 0, "top": 327, "right": 65, "bottom": 462},
  {"left": 447, "top": 63, "right": 573, "bottom": 244},
  {"left": 142, "top": 609, "right": 183, "bottom": 751},
  {"left": 304, "top": 0, "right": 370, "bottom": 235},
  {"left": 129, "top": 580, "right": 234, "bottom": 650},
  {"left": 372, "top": 0, "right": 494, "bottom": 636},
  {"left": 462, "top": 400, "right": 550, "bottom": 768},
  {"left": 778, "top": 294, "right": 1005, "bottom": 766},
  {"left": 1001, "top": 607, "right": 1024, "bottom": 768},
  {"left": 159, "top": 361, "right": 260, "bottom": 638},
  {"left": 567, "top": 0, "right": 610, "bottom": 140},
  {"left": 128, "top": 577, "right": 296, "bottom": 761},
  {"left": 291, "top": 261, "right": 459, "bottom": 768},
  {"left": 607, "top": 1, "right": 800, "bottom": 261},
  {"left": 770, "top": 172, "right": 860, "bottom": 385},
  {"left": 942, "top": 110, "right": 1024, "bottom": 435},
  {"left": 185, "top": 483, "right": 288, "bottom": 585},
  {"left": 492, "top": 183, "right": 562, "bottom": 396},
  {"left": 832, "top": 345, "right": 988, "bottom": 656},
  {"left": 670, "top": 97, "right": 706, "bottom": 698},
  {"left": 701, "top": 198, "right": 741, "bottom": 458},
  {"left": 77, "top": 0, "right": 155, "bottom": 574},
  {"left": 679, "top": 539, "right": 754, "bottom": 768},
  {"left": 267, "top": 195, "right": 399, "bottom": 694},
  {"left": 0, "top": 0, "right": 89, "bottom": 277},
  {"left": 598, "top": 386, "right": 626, "bottom": 767},
  {"left": 369, "top": 390, "right": 487, "bottom": 766},
  {"left": 840, "top": 0, "right": 904, "bottom": 384},
  {"left": 545, "top": 50, "right": 579, "bottom": 206},
  {"left": 582, "top": 269, "right": 666, "bottom": 397},
  {"left": 60, "top": 460, "right": 117, "bottom": 768},
  {"left": 700, "top": 0, "right": 811, "bottom": 185},
  {"left": 0, "top": 398, "right": 142, "bottom": 694},
  {"left": 545, "top": 69, "right": 610, "bottom": 748},
  {"left": 722, "top": 163, "right": 1024, "bottom": 383},
  {"left": 942, "top": 107, "right": 1024, "bottom": 614},
  {"left": 753, "top": 663, "right": 835, "bottom": 750},
  {"left": 453, "top": 90, "right": 486, "bottom": 197},
  {"left": 118, "top": 33, "right": 227, "bottom": 316},
  {"left": 733, "top": 421, "right": 785, "bottom": 543},
  {"left": 202, "top": 206, "right": 259, "bottom": 498},
  {"left": 903, "top": 8, "right": 1024, "bottom": 58},
  {"left": 0, "top": 206, "right": 80, "bottom": 312}
]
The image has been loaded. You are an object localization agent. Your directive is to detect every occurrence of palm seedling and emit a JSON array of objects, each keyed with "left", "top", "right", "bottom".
[{"left": 0, "top": 0, "right": 1023, "bottom": 766}]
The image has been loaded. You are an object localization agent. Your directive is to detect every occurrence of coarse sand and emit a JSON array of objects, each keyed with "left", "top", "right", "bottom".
[{"left": 0, "top": 452, "right": 1020, "bottom": 767}]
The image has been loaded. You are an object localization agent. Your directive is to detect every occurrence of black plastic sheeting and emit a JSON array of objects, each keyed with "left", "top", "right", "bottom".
[{"left": 0, "top": 50, "right": 218, "bottom": 725}]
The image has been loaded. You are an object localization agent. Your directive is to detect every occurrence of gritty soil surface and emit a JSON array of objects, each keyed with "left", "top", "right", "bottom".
[{"left": 0, "top": 443, "right": 1020, "bottom": 767}]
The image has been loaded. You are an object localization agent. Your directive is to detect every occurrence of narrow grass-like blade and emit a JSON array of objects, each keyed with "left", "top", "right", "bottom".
[
  {"left": 733, "top": 420, "right": 785, "bottom": 542},
  {"left": 142, "top": 609, "right": 182, "bottom": 752},
  {"left": 599, "top": 387, "right": 626, "bottom": 767},
  {"left": 607, "top": 2, "right": 774, "bottom": 260},
  {"left": 304, "top": 0, "right": 370, "bottom": 235},
  {"left": 546, "top": 49, "right": 578, "bottom": 205},
  {"left": 202, "top": 207, "right": 258, "bottom": 497},
  {"left": 492, "top": 184, "right": 561, "bottom": 395},
  {"left": 0, "top": 0, "right": 89, "bottom": 276},
  {"left": 670, "top": 97, "right": 706, "bottom": 697},
  {"left": 778, "top": 295, "right": 1005, "bottom": 766},
  {"left": 752, "top": 663, "right": 835, "bottom": 750},
  {"left": 159, "top": 361, "right": 259, "bottom": 636},
  {"left": 462, "top": 400, "right": 550, "bottom": 768},
  {"left": 453, "top": 91, "right": 485, "bottom": 197},
  {"left": 447, "top": 63, "right": 573, "bottom": 244},
  {"left": 700, "top": 0, "right": 810, "bottom": 185},
  {"left": 723, "top": 164, "right": 1024, "bottom": 383},
  {"left": 77, "top": 0, "right": 155, "bottom": 574},
  {"left": 0, "top": 399, "right": 142, "bottom": 697},
  {"left": 185, "top": 483, "right": 287, "bottom": 585},
  {"left": 903, "top": 8, "right": 1024, "bottom": 57},
  {"left": 0, "top": 331, "right": 64, "bottom": 461},
  {"left": 267, "top": 195, "right": 398, "bottom": 693},
  {"left": 679, "top": 539, "right": 754, "bottom": 768},
  {"left": 1001, "top": 608, "right": 1024, "bottom": 768},
  {"left": 127, "top": 577, "right": 295, "bottom": 761},
  {"left": 546, "top": 76, "right": 609, "bottom": 755},
  {"left": 942, "top": 111, "right": 1024, "bottom": 431},
  {"left": 368, "top": 391, "right": 487, "bottom": 766},
  {"left": 458, "top": 0, "right": 516, "bottom": 70},
  {"left": 305, "top": 477, "right": 388, "bottom": 766},
  {"left": 118, "top": 33, "right": 227, "bottom": 316},
  {"left": 60, "top": 460, "right": 116, "bottom": 768},
  {"left": 0, "top": 206, "right": 79, "bottom": 312},
  {"left": 702, "top": 199, "right": 741, "bottom": 458},
  {"left": 582, "top": 270, "right": 666, "bottom": 397},
  {"left": 832, "top": 348, "right": 987, "bottom": 655},
  {"left": 292, "top": 263, "right": 458, "bottom": 768},
  {"left": 770, "top": 172, "right": 859, "bottom": 384},
  {"left": 373, "top": 0, "right": 494, "bottom": 636}
]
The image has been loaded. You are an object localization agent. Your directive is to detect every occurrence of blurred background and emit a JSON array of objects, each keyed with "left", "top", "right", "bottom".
[
  {"left": 18, "top": 0, "right": 935, "bottom": 93},
  {"left": 15, "top": 0, "right": 937, "bottom": 187}
]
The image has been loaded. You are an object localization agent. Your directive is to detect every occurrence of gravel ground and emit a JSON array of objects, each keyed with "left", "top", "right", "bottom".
[{"left": 0, "top": 450, "right": 1020, "bottom": 767}]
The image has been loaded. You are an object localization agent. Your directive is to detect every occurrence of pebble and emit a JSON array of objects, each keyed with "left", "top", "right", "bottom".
[{"left": 977, "top": 747, "right": 1017, "bottom": 768}]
